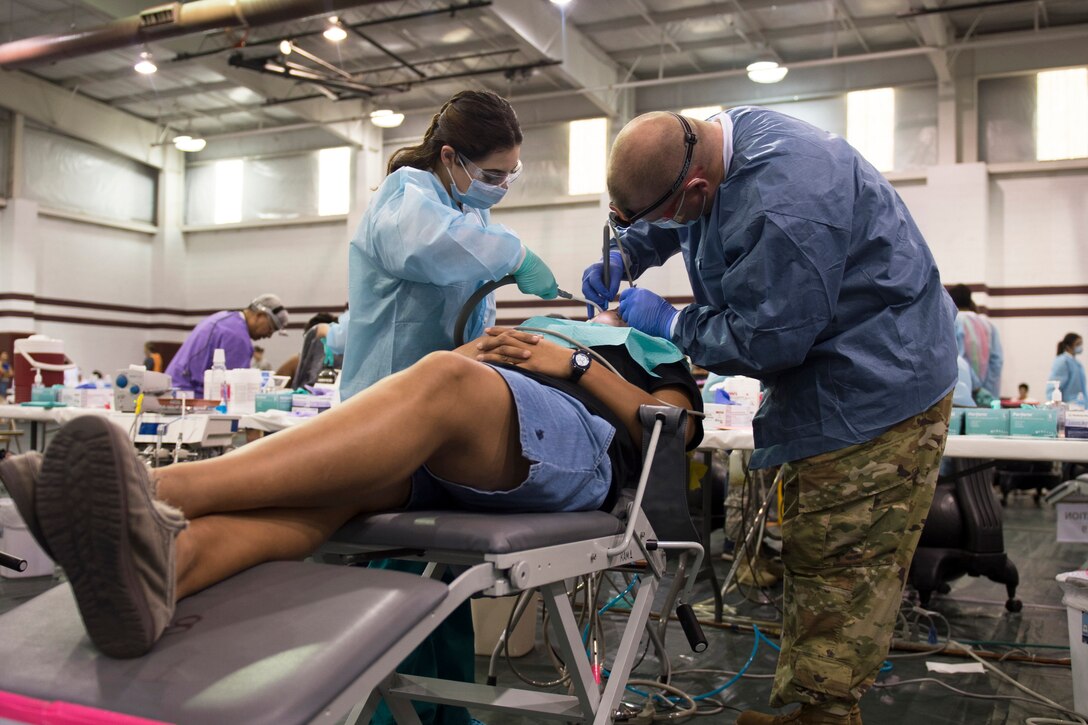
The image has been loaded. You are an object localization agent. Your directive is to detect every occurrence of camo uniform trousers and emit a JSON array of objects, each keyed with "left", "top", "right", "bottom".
[{"left": 769, "top": 393, "right": 953, "bottom": 715}]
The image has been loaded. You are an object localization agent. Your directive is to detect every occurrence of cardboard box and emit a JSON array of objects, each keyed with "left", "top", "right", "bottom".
[
  {"left": 964, "top": 408, "right": 1009, "bottom": 436},
  {"left": 1008, "top": 408, "right": 1058, "bottom": 438},
  {"left": 948, "top": 409, "right": 965, "bottom": 435},
  {"left": 1066, "top": 410, "right": 1088, "bottom": 440}
]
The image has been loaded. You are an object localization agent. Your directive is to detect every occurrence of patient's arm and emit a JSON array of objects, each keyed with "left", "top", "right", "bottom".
[{"left": 475, "top": 327, "right": 697, "bottom": 444}]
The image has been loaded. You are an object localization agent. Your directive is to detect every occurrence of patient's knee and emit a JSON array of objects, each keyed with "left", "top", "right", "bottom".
[{"left": 413, "top": 351, "right": 487, "bottom": 396}]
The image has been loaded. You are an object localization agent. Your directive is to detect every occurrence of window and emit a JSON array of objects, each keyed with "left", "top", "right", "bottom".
[
  {"left": 213, "top": 159, "right": 244, "bottom": 225},
  {"left": 318, "top": 146, "right": 352, "bottom": 216},
  {"left": 1036, "top": 68, "right": 1088, "bottom": 161},
  {"left": 679, "top": 105, "right": 722, "bottom": 120},
  {"left": 847, "top": 88, "right": 895, "bottom": 172},
  {"left": 568, "top": 118, "right": 607, "bottom": 195}
]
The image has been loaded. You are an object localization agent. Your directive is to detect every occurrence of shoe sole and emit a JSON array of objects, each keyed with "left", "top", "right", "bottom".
[{"left": 37, "top": 417, "right": 155, "bottom": 658}]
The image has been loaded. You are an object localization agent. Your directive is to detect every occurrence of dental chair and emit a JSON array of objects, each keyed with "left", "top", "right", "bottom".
[{"left": 0, "top": 406, "right": 706, "bottom": 725}]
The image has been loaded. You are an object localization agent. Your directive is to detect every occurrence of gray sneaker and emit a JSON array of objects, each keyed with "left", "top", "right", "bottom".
[
  {"left": 37, "top": 417, "right": 187, "bottom": 659},
  {"left": 0, "top": 451, "right": 50, "bottom": 558}
]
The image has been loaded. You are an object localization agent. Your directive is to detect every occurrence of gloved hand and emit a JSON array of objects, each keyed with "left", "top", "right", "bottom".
[
  {"left": 618, "top": 287, "right": 677, "bottom": 339},
  {"left": 582, "top": 250, "right": 625, "bottom": 312},
  {"left": 514, "top": 247, "right": 559, "bottom": 300}
]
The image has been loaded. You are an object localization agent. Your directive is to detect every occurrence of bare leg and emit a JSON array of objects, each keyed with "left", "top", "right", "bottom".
[
  {"left": 174, "top": 506, "right": 353, "bottom": 599},
  {"left": 155, "top": 352, "right": 530, "bottom": 518}
]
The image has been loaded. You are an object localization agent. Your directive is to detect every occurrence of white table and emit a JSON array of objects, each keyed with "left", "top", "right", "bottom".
[
  {"left": 0, "top": 404, "right": 314, "bottom": 451},
  {"left": 699, "top": 427, "right": 1088, "bottom": 463}
]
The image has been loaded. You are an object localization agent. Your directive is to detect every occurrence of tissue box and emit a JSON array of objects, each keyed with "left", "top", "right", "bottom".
[
  {"left": 1066, "top": 410, "right": 1088, "bottom": 440},
  {"left": 1008, "top": 408, "right": 1058, "bottom": 438},
  {"left": 964, "top": 408, "right": 1009, "bottom": 436},
  {"left": 291, "top": 394, "right": 334, "bottom": 414},
  {"left": 948, "top": 409, "right": 965, "bottom": 436},
  {"left": 703, "top": 403, "right": 756, "bottom": 430}
]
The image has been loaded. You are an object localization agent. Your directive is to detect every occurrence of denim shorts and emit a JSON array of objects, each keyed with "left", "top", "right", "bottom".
[{"left": 404, "top": 365, "right": 615, "bottom": 513}]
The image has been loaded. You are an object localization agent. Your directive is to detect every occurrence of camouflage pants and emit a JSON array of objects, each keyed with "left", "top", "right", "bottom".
[{"left": 769, "top": 393, "right": 952, "bottom": 715}]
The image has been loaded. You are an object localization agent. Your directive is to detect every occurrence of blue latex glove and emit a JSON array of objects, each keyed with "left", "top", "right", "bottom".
[
  {"left": 514, "top": 247, "right": 559, "bottom": 299},
  {"left": 618, "top": 288, "right": 677, "bottom": 339},
  {"left": 582, "top": 250, "right": 625, "bottom": 313}
]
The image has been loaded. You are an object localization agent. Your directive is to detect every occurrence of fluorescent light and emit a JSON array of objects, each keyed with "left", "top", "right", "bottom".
[
  {"left": 568, "top": 118, "right": 607, "bottom": 195},
  {"left": 134, "top": 51, "right": 157, "bottom": 75},
  {"left": 847, "top": 87, "right": 895, "bottom": 172},
  {"left": 551, "top": 0, "right": 573, "bottom": 5},
  {"left": 746, "top": 60, "right": 787, "bottom": 84},
  {"left": 369, "top": 109, "right": 405, "bottom": 128},
  {"left": 278, "top": 39, "right": 292, "bottom": 55},
  {"left": 172, "top": 135, "right": 207, "bottom": 153},
  {"left": 323, "top": 17, "right": 347, "bottom": 42}
]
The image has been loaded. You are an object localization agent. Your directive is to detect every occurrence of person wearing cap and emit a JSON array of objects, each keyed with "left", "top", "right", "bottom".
[{"left": 165, "top": 294, "right": 289, "bottom": 398}]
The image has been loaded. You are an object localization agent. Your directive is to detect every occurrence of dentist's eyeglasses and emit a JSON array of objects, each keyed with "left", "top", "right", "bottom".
[{"left": 457, "top": 152, "right": 523, "bottom": 186}]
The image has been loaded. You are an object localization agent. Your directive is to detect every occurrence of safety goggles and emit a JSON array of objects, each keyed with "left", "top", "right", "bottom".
[
  {"left": 457, "top": 152, "right": 523, "bottom": 186},
  {"left": 607, "top": 113, "right": 698, "bottom": 230}
]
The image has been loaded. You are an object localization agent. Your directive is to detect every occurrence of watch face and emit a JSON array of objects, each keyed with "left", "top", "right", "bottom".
[{"left": 574, "top": 351, "right": 591, "bottom": 367}]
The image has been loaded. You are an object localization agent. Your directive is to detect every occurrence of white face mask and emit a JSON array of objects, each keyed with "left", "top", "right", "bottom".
[{"left": 1076, "top": 344, "right": 1084, "bottom": 355}]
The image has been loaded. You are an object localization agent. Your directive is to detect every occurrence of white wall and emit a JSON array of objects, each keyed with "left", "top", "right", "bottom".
[
  {"left": 894, "top": 168, "right": 1088, "bottom": 400},
  {"left": 183, "top": 220, "right": 351, "bottom": 369}
]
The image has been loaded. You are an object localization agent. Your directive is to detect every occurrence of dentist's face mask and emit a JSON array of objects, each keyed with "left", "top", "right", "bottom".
[
  {"left": 1077, "top": 344, "right": 1084, "bottom": 355},
  {"left": 649, "top": 185, "right": 707, "bottom": 229},
  {"left": 445, "top": 152, "right": 521, "bottom": 210}
]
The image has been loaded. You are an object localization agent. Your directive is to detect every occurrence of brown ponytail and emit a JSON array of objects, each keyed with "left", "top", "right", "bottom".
[
  {"left": 1059, "top": 332, "right": 1081, "bottom": 355},
  {"left": 386, "top": 90, "right": 523, "bottom": 175}
]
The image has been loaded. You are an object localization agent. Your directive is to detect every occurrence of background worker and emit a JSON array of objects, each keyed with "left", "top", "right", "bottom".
[
  {"left": 949, "top": 284, "right": 1003, "bottom": 402},
  {"left": 165, "top": 294, "right": 288, "bottom": 398},
  {"left": 583, "top": 108, "right": 957, "bottom": 725},
  {"left": 339, "top": 89, "right": 558, "bottom": 725},
  {"left": 1047, "top": 332, "right": 1086, "bottom": 405},
  {"left": 142, "top": 343, "right": 163, "bottom": 373}
]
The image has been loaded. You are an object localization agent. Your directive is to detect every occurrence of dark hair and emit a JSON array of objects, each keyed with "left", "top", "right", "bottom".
[
  {"left": 387, "top": 90, "right": 523, "bottom": 175},
  {"left": 1018, "top": 382, "right": 1029, "bottom": 391},
  {"left": 253, "top": 346, "right": 264, "bottom": 354},
  {"left": 305, "top": 312, "right": 338, "bottom": 332},
  {"left": 1059, "top": 332, "right": 1082, "bottom": 355},
  {"left": 949, "top": 284, "right": 974, "bottom": 311}
]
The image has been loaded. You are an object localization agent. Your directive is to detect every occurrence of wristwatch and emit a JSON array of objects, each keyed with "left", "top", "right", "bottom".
[{"left": 569, "top": 350, "right": 592, "bottom": 383}]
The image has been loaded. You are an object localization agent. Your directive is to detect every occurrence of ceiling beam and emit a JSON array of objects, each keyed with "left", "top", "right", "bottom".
[
  {"left": 482, "top": 0, "right": 624, "bottom": 117},
  {"left": 608, "top": 15, "right": 895, "bottom": 63},
  {"left": 575, "top": 0, "right": 816, "bottom": 35},
  {"left": 903, "top": 0, "right": 955, "bottom": 83}
]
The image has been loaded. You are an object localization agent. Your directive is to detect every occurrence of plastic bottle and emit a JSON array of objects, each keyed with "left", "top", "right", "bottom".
[
  {"left": 30, "top": 368, "right": 52, "bottom": 403},
  {"left": 203, "top": 349, "right": 228, "bottom": 404},
  {"left": 1046, "top": 379, "right": 1066, "bottom": 438}
]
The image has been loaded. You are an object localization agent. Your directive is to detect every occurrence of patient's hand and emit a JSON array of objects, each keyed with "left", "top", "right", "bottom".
[{"left": 476, "top": 327, "right": 573, "bottom": 379}]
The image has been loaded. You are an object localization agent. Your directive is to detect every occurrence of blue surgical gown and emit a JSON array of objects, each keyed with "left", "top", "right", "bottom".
[
  {"left": 616, "top": 106, "right": 958, "bottom": 469},
  {"left": 1046, "top": 353, "right": 1087, "bottom": 405},
  {"left": 340, "top": 167, "right": 523, "bottom": 400}
]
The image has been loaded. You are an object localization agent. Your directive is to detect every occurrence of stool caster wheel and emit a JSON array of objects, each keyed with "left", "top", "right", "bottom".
[{"left": 1005, "top": 599, "right": 1023, "bottom": 613}]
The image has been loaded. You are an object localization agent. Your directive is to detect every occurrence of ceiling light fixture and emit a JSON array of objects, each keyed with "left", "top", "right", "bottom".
[
  {"left": 172, "top": 135, "right": 207, "bottom": 153},
  {"left": 134, "top": 51, "right": 157, "bottom": 75},
  {"left": 746, "top": 60, "right": 788, "bottom": 84},
  {"left": 278, "top": 39, "right": 292, "bottom": 55},
  {"left": 550, "top": 0, "right": 573, "bottom": 5},
  {"left": 369, "top": 109, "right": 405, "bottom": 128},
  {"left": 323, "top": 16, "right": 348, "bottom": 42}
]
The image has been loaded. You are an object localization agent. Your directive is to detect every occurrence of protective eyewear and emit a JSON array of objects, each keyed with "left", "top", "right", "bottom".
[
  {"left": 607, "top": 112, "right": 698, "bottom": 229},
  {"left": 457, "top": 152, "right": 523, "bottom": 186}
]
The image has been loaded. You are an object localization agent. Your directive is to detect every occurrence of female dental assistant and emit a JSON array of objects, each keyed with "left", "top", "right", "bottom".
[{"left": 340, "top": 89, "right": 558, "bottom": 400}]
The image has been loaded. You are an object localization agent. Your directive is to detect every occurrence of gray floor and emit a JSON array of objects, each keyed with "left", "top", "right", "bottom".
[{"left": 0, "top": 489, "right": 1083, "bottom": 724}]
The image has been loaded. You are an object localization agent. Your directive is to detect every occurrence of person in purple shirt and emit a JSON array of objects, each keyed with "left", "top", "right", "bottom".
[{"left": 165, "top": 294, "right": 289, "bottom": 397}]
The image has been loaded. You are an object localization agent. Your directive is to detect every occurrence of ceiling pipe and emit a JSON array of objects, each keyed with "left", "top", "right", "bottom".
[{"left": 0, "top": 0, "right": 390, "bottom": 70}]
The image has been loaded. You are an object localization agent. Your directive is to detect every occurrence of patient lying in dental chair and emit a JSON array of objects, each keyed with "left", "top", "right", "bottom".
[{"left": 0, "top": 314, "right": 702, "bottom": 659}]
